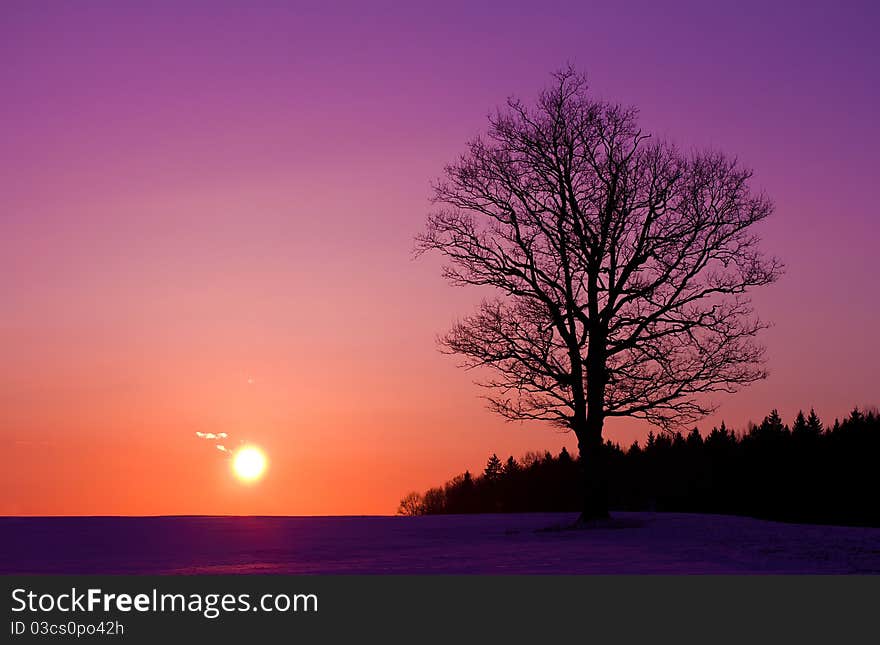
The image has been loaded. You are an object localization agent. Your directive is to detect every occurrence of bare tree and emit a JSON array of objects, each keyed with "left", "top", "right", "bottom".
[
  {"left": 397, "top": 491, "right": 424, "bottom": 516},
  {"left": 417, "top": 68, "right": 782, "bottom": 521}
]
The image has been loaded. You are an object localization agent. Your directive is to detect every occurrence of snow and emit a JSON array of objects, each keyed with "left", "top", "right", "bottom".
[{"left": 2, "top": 512, "right": 879, "bottom": 574}]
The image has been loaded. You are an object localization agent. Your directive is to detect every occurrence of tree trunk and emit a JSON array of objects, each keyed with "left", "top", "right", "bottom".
[
  {"left": 578, "top": 325, "right": 609, "bottom": 523},
  {"left": 577, "top": 419, "right": 609, "bottom": 522}
]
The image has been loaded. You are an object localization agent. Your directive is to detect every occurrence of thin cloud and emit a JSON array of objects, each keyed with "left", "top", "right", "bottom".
[
  {"left": 195, "top": 432, "right": 228, "bottom": 440},
  {"left": 195, "top": 431, "right": 235, "bottom": 459}
]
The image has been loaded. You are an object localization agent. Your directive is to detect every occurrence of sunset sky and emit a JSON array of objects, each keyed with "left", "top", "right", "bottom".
[{"left": 2, "top": 1, "right": 878, "bottom": 516}]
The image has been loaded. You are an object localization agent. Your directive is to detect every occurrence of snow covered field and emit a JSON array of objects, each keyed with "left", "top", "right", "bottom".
[{"left": 3, "top": 512, "right": 879, "bottom": 574}]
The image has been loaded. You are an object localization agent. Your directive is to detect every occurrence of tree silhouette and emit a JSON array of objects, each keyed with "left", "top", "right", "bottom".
[
  {"left": 761, "top": 409, "right": 787, "bottom": 435},
  {"left": 792, "top": 410, "right": 809, "bottom": 435},
  {"left": 397, "top": 491, "right": 424, "bottom": 516},
  {"left": 503, "top": 456, "right": 519, "bottom": 476},
  {"left": 401, "top": 407, "right": 880, "bottom": 527},
  {"left": 483, "top": 454, "right": 503, "bottom": 481},
  {"left": 806, "top": 408, "right": 824, "bottom": 435},
  {"left": 417, "top": 68, "right": 782, "bottom": 520}
]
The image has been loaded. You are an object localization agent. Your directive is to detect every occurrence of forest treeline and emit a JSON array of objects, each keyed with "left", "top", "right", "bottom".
[{"left": 398, "top": 407, "right": 880, "bottom": 526}]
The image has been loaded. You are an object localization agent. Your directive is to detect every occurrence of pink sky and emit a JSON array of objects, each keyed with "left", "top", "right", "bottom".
[{"left": 2, "top": 1, "right": 878, "bottom": 515}]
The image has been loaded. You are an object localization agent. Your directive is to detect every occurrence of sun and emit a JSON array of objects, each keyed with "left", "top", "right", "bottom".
[{"left": 232, "top": 446, "right": 267, "bottom": 483}]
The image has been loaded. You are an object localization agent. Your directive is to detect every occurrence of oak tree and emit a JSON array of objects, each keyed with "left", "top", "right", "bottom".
[{"left": 417, "top": 69, "right": 782, "bottom": 520}]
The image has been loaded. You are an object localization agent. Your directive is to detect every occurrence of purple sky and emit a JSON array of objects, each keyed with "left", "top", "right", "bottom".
[{"left": 1, "top": 1, "right": 878, "bottom": 514}]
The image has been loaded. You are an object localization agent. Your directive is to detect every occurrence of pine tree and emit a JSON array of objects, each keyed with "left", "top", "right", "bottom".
[
  {"left": 758, "top": 409, "right": 786, "bottom": 436},
  {"left": 806, "top": 408, "right": 823, "bottom": 435},
  {"left": 483, "top": 454, "right": 503, "bottom": 481},
  {"left": 792, "top": 410, "right": 809, "bottom": 436}
]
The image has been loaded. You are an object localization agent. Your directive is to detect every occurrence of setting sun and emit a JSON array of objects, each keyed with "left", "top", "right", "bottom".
[{"left": 232, "top": 446, "right": 267, "bottom": 483}]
